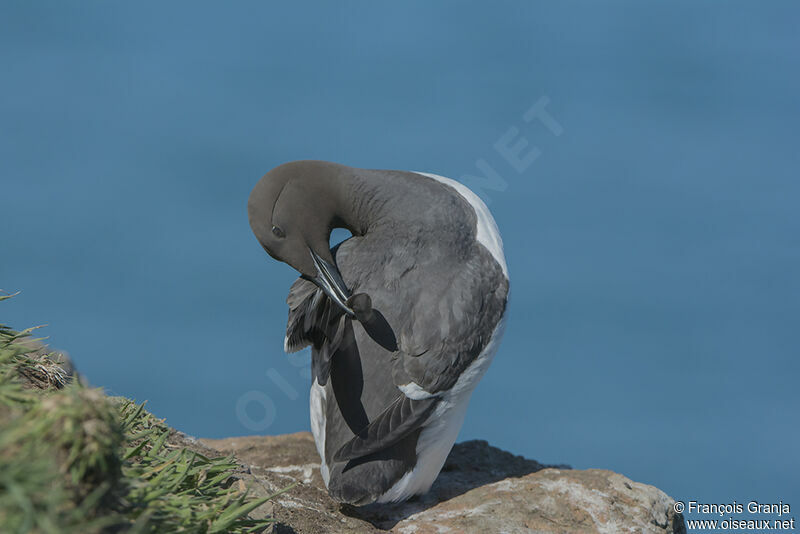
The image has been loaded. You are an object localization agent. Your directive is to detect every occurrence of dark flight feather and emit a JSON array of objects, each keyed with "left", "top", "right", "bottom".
[
  {"left": 332, "top": 395, "right": 438, "bottom": 462},
  {"left": 285, "top": 277, "right": 348, "bottom": 385}
]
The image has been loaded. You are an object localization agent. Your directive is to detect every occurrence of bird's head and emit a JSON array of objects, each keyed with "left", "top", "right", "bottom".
[{"left": 248, "top": 161, "right": 362, "bottom": 317}]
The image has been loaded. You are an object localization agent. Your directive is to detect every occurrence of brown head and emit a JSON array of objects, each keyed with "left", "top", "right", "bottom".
[{"left": 248, "top": 160, "right": 365, "bottom": 316}]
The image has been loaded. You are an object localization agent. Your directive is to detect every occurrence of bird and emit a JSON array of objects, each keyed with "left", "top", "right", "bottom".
[{"left": 248, "top": 160, "right": 509, "bottom": 505}]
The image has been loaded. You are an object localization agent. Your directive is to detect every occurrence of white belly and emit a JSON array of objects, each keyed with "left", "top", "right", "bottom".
[
  {"left": 309, "top": 380, "right": 330, "bottom": 486},
  {"left": 376, "top": 317, "right": 507, "bottom": 503}
]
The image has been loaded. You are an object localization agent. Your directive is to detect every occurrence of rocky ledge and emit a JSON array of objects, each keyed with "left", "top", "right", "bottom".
[{"left": 199, "top": 432, "right": 686, "bottom": 534}]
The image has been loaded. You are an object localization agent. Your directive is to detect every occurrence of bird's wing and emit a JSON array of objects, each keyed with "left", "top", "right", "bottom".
[
  {"left": 390, "top": 249, "right": 509, "bottom": 395},
  {"left": 332, "top": 250, "right": 508, "bottom": 463},
  {"left": 333, "top": 394, "right": 438, "bottom": 462},
  {"left": 285, "top": 277, "right": 348, "bottom": 385}
]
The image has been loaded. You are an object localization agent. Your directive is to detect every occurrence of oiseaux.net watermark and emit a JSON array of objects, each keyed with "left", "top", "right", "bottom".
[{"left": 677, "top": 500, "right": 795, "bottom": 531}]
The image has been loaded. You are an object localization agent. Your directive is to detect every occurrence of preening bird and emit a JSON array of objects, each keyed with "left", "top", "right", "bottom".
[{"left": 248, "top": 161, "right": 509, "bottom": 505}]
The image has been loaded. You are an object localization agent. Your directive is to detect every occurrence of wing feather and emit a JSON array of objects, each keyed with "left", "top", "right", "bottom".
[
  {"left": 332, "top": 395, "right": 438, "bottom": 462},
  {"left": 285, "top": 277, "right": 349, "bottom": 385}
]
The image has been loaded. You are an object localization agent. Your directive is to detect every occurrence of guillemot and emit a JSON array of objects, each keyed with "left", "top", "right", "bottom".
[{"left": 248, "top": 160, "right": 508, "bottom": 505}]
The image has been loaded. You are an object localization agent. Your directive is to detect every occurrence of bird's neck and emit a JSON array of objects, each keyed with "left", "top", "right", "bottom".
[
  {"left": 310, "top": 167, "right": 387, "bottom": 239},
  {"left": 285, "top": 165, "right": 388, "bottom": 263}
]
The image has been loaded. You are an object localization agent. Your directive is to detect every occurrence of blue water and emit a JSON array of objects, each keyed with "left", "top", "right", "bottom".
[{"left": 2, "top": 1, "right": 798, "bottom": 520}]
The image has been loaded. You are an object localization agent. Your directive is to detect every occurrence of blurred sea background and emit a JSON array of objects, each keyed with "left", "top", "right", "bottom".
[{"left": 2, "top": 1, "right": 798, "bottom": 519}]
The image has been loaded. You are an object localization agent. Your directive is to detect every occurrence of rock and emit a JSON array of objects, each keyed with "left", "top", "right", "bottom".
[{"left": 201, "top": 432, "right": 685, "bottom": 534}]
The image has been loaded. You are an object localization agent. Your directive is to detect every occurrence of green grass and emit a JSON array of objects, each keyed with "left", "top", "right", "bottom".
[{"left": 0, "top": 294, "right": 291, "bottom": 533}]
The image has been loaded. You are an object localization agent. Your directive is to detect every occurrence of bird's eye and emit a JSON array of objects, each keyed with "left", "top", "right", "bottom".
[{"left": 271, "top": 225, "right": 285, "bottom": 239}]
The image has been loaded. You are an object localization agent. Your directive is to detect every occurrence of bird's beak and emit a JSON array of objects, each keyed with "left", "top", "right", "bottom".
[{"left": 309, "top": 249, "right": 355, "bottom": 317}]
